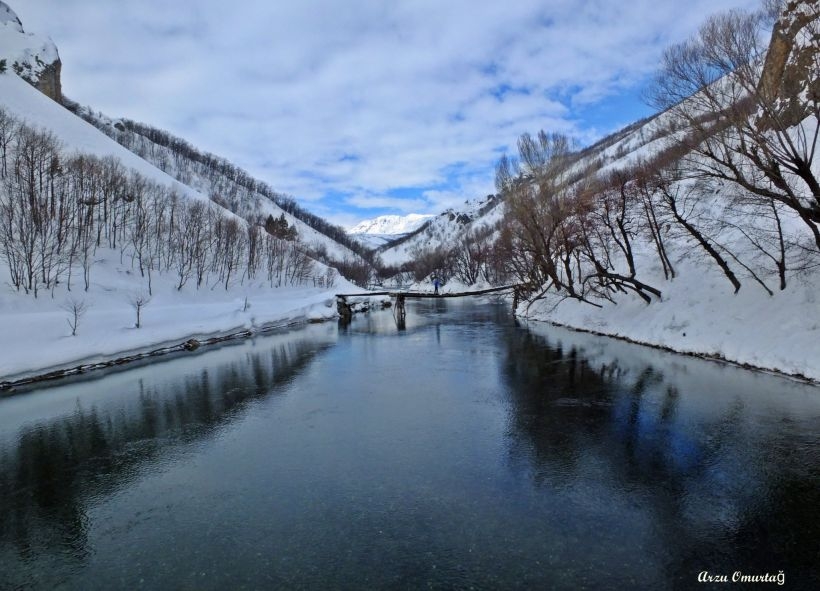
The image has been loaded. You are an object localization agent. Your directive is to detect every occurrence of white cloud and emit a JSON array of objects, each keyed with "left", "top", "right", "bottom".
[
  {"left": 345, "top": 194, "right": 430, "bottom": 213},
  {"left": 15, "top": 0, "right": 763, "bottom": 223}
]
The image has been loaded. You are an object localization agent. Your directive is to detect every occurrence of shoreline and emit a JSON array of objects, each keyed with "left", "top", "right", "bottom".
[
  {"left": 0, "top": 292, "right": 393, "bottom": 394},
  {"left": 0, "top": 315, "right": 332, "bottom": 393},
  {"left": 3, "top": 295, "right": 817, "bottom": 393},
  {"left": 522, "top": 316, "right": 819, "bottom": 386}
]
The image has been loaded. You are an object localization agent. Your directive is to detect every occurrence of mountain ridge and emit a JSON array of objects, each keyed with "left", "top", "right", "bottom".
[{"left": 348, "top": 213, "right": 433, "bottom": 235}]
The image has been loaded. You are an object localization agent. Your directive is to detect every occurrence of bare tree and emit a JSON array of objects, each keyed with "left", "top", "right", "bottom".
[
  {"left": 61, "top": 297, "right": 88, "bottom": 336},
  {"left": 129, "top": 292, "right": 151, "bottom": 328},
  {"left": 495, "top": 132, "right": 591, "bottom": 302},
  {"left": 635, "top": 165, "right": 676, "bottom": 280},
  {"left": 0, "top": 107, "right": 17, "bottom": 180},
  {"left": 649, "top": 3, "right": 820, "bottom": 249},
  {"left": 452, "top": 228, "right": 493, "bottom": 285},
  {"left": 650, "top": 166, "right": 743, "bottom": 293}
]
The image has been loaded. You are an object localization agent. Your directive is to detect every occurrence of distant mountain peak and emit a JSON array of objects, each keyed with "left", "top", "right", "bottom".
[{"left": 348, "top": 213, "right": 433, "bottom": 235}]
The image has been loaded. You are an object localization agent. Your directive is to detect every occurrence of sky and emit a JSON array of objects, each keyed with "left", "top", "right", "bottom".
[{"left": 14, "top": 0, "right": 762, "bottom": 228}]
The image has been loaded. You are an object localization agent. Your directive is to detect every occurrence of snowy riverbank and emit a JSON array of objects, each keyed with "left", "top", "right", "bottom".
[
  {"left": 519, "top": 259, "right": 820, "bottom": 383},
  {"left": 0, "top": 252, "right": 363, "bottom": 387}
]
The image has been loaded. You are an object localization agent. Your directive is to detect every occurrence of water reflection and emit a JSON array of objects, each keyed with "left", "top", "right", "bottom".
[
  {"left": 0, "top": 303, "right": 818, "bottom": 590},
  {"left": 501, "top": 323, "right": 820, "bottom": 588},
  {"left": 0, "top": 329, "right": 334, "bottom": 589}
]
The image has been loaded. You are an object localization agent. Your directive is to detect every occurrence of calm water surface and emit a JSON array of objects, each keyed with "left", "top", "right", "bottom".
[{"left": 1, "top": 301, "right": 819, "bottom": 590}]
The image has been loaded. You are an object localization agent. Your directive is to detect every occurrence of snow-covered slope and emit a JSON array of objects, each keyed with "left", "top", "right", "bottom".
[
  {"left": 69, "top": 112, "right": 364, "bottom": 264},
  {"left": 348, "top": 213, "right": 434, "bottom": 251},
  {"left": 379, "top": 194, "right": 504, "bottom": 266},
  {"left": 348, "top": 214, "right": 433, "bottom": 236},
  {"left": 505, "top": 5, "right": 820, "bottom": 380},
  {"left": 0, "top": 73, "right": 205, "bottom": 202},
  {"left": 0, "top": 7, "right": 367, "bottom": 383}
]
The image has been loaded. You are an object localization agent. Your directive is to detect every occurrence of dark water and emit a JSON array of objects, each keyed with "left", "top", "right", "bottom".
[{"left": 1, "top": 301, "right": 819, "bottom": 590}]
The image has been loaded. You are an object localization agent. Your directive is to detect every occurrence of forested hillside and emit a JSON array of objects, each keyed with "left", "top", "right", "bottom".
[
  {"left": 490, "top": 1, "right": 820, "bottom": 378},
  {"left": 382, "top": 0, "right": 819, "bottom": 378},
  {"left": 0, "top": 6, "right": 352, "bottom": 381},
  {"left": 65, "top": 105, "right": 378, "bottom": 277},
  {"left": 492, "top": 1, "right": 819, "bottom": 303}
]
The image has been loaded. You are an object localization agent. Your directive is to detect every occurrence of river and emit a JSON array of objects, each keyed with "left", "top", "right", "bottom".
[{"left": 1, "top": 300, "right": 818, "bottom": 590}]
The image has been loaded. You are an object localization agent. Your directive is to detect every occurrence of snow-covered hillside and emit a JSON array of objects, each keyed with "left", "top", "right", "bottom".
[
  {"left": 0, "top": 7, "right": 368, "bottom": 384},
  {"left": 348, "top": 214, "right": 433, "bottom": 236},
  {"left": 370, "top": 3, "right": 820, "bottom": 381},
  {"left": 347, "top": 213, "right": 433, "bottom": 251},
  {"left": 507, "top": 5, "right": 819, "bottom": 380},
  {"left": 378, "top": 194, "right": 504, "bottom": 267},
  {"left": 0, "top": 73, "right": 205, "bottom": 202},
  {"left": 69, "top": 112, "right": 365, "bottom": 265}
]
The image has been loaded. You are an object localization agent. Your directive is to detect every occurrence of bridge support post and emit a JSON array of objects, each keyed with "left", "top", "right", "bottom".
[
  {"left": 337, "top": 296, "right": 352, "bottom": 322},
  {"left": 394, "top": 294, "right": 406, "bottom": 322}
]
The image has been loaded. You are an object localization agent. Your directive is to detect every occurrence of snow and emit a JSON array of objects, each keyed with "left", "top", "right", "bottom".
[
  {"left": 0, "top": 75, "right": 211, "bottom": 206},
  {"left": 348, "top": 233, "right": 397, "bottom": 250},
  {"left": 347, "top": 213, "right": 435, "bottom": 252},
  {"left": 0, "top": 1, "right": 59, "bottom": 83},
  {"left": 348, "top": 213, "right": 433, "bottom": 235},
  {"left": 520, "top": 257, "right": 820, "bottom": 382},
  {"left": 406, "top": 276, "right": 495, "bottom": 295},
  {"left": 0, "top": 249, "right": 352, "bottom": 384},
  {"left": 0, "top": 66, "right": 356, "bottom": 383}
]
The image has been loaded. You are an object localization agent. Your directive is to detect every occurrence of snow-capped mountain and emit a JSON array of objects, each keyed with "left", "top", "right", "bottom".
[
  {"left": 348, "top": 214, "right": 433, "bottom": 236},
  {"left": 377, "top": 194, "right": 504, "bottom": 266},
  {"left": 348, "top": 213, "right": 435, "bottom": 251}
]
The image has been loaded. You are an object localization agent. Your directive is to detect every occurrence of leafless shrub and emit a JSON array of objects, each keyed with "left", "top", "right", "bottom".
[
  {"left": 129, "top": 292, "right": 151, "bottom": 328},
  {"left": 61, "top": 297, "right": 88, "bottom": 336}
]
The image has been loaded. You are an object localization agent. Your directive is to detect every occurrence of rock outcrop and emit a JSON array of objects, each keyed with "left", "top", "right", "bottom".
[
  {"left": 759, "top": 0, "right": 819, "bottom": 126},
  {"left": 0, "top": 1, "right": 62, "bottom": 103}
]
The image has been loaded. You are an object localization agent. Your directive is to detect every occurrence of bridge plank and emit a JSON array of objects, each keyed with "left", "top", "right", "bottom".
[{"left": 336, "top": 284, "right": 522, "bottom": 299}]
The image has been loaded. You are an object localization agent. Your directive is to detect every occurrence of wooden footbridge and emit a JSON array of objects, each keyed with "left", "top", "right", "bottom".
[{"left": 335, "top": 284, "right": 526, "bottom": 323}]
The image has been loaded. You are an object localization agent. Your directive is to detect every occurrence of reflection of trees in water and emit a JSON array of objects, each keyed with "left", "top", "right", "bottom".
[
  {"left": 499, "top": 326, "right": 820, "bottom": 587},
  {"left": 500, "top": 330, "right": 627, "bottom": 480},
  {"left": 0, "top": 338, "right": 327, "bottom": 581}
]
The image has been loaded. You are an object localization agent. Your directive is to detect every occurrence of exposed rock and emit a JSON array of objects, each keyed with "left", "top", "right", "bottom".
[
  {"left": 0, "top": 1, "right": 62, "bottom": 103},
  {"left": 34, "top": 57, "right": 61, "bottom": 102},
  {"left": 758, "top": 0, "right": 819, "bottom": 127}
]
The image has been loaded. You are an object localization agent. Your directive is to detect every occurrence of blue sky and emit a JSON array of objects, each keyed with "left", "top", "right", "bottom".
[{"left": 16, "top": 0, "right": 761, "bottom": 228}]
